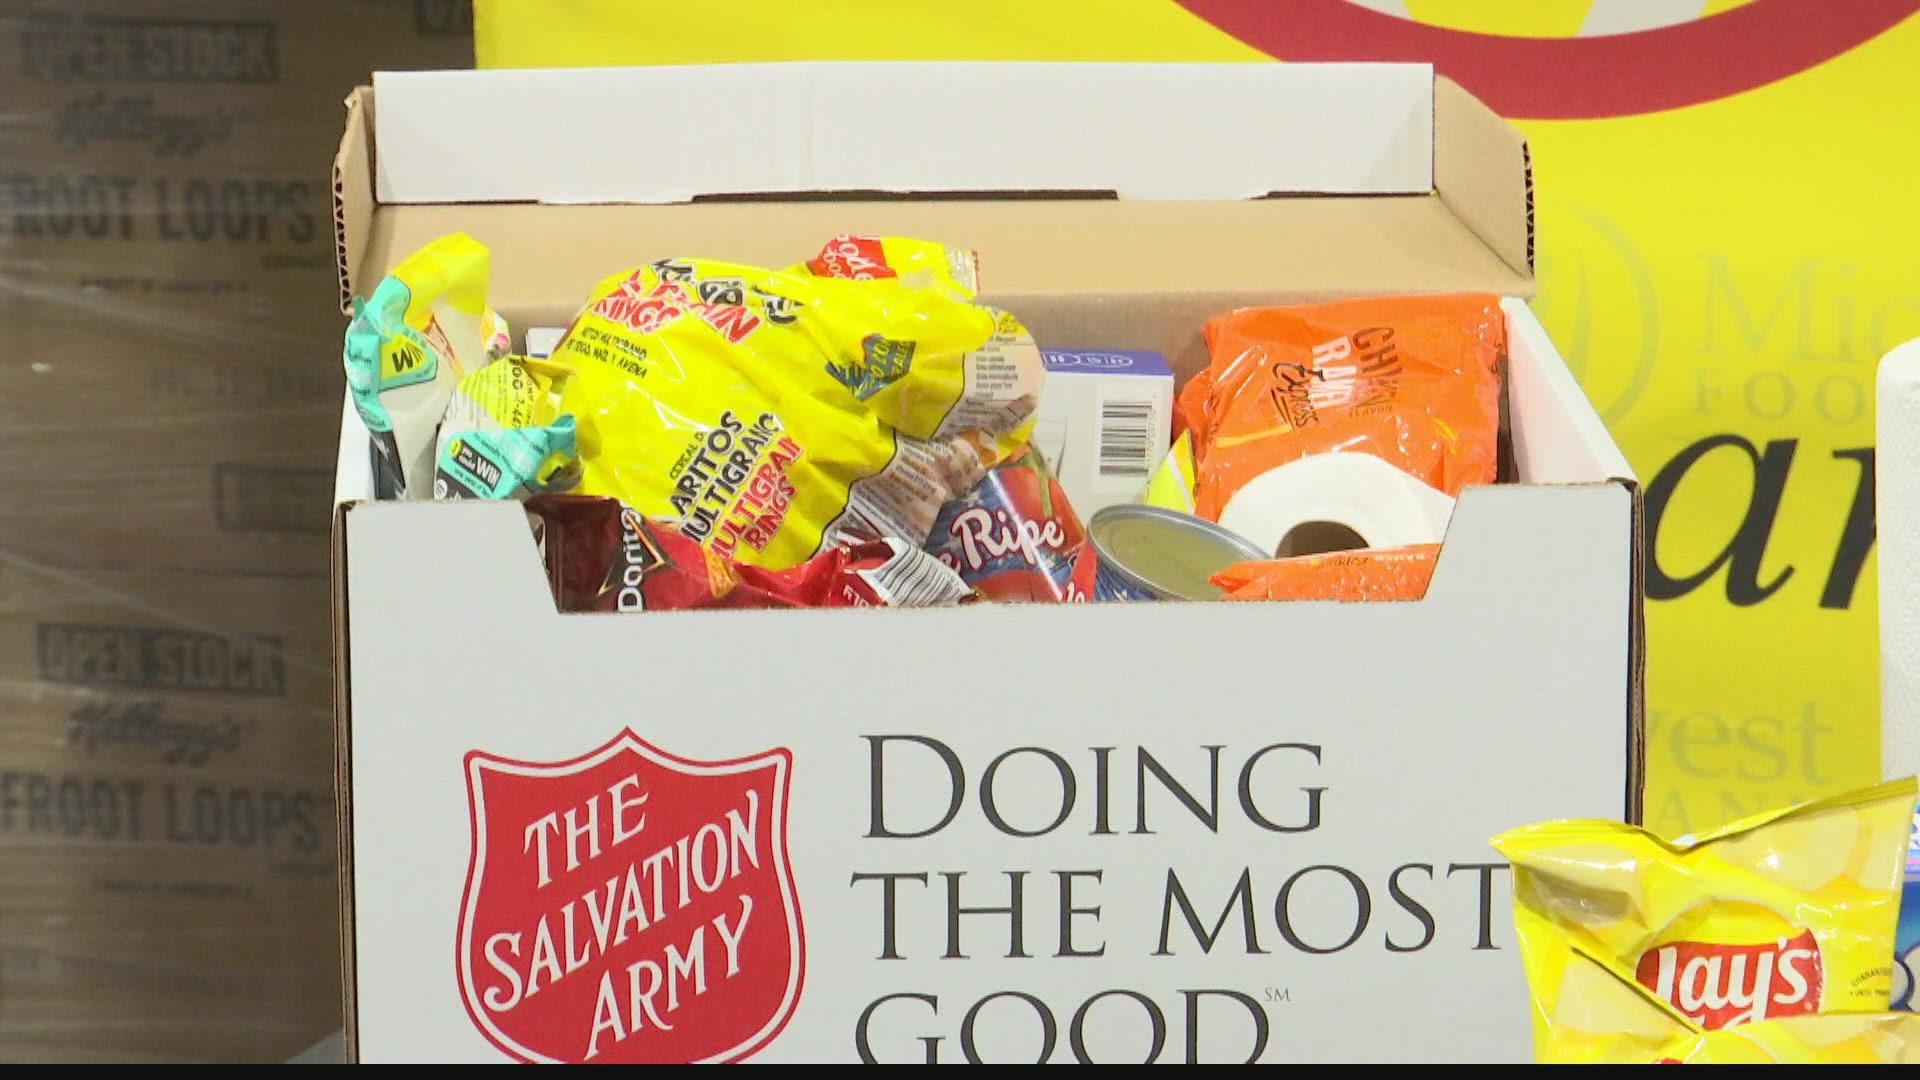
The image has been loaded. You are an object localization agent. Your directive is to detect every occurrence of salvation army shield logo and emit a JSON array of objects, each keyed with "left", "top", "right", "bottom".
[{"left": 457, "top": 731, "right": 802, "bottom": 1063}]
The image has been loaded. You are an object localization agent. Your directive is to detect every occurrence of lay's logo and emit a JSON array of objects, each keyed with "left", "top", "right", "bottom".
[{"left": 1634, "top": 928, "right": 1822, "bottom": 1029}]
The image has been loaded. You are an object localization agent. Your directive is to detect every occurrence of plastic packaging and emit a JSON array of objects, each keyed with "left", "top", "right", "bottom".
[
  {"left": 432, "top": 355, "right": 578, "bottom": 500},
  {"left": 344, "top": 232, "right": 511, "bottom": 499},
  {"left": 1142, "top": 431, "right": 1198, "bottom": 514},
  {"left": 549, "top": 235, "right": 1042, "bottom": 568},
  {"left": 1212, "top": 543, "right": 1440, "bottom": 602},
  {"left": 1178, "top": 294, "right": 1505, "bottom": 524},
  {"left": 528, "top": 495, "right": 972, "bottom": 612},
  {"left": 1534, "top": 943, "right": 1920, "bottom": 1064},
  {"left": 1494, "top": 778, "right": 1918, "bottom": 1053},
  {"left": 925, "top": 445, "right": 1084, "bottom": 602}
]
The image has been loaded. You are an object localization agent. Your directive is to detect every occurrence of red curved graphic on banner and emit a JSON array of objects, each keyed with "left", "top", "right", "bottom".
[{"left": 1175, "top": 0, "right": 1918, "bottom": 119}]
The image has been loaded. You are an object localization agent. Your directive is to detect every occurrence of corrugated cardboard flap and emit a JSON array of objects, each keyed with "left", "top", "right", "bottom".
[
  {"left": 370, "top": 62, "right": 1438, "bottom": 205},
  {"left": 1435, "top": 76, "right": 1533, "bottom": 278},
  {"left": 332, "top": 87, "right": 376, "bottom": 315},
  {"left": 333, "top": 63, "right": 1539, "bottom": 312}
]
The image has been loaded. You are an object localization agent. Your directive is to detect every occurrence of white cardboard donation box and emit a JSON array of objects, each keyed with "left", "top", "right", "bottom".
[{"left": 331, "top": 63, "right": 1644, "bottom": 1064}]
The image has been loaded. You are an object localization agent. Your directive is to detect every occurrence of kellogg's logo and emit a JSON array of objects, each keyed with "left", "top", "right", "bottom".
[
  {"left": 458, "top": 731, "right": 802, "bottom": 1062},
  {"left": 1634, "top": 928, "right": 1822, "bottom": 1029}
]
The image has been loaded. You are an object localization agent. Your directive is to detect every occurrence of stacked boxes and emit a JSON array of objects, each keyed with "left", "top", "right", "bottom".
[{"left": 0, "top": 0, "right": 471, "bottom": 1061}]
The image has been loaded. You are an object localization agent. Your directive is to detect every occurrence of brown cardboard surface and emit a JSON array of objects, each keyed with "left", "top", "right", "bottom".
[
  {"left": 0, "top": 411, "right": 339, "bottom": 578},
  {"left": 0, "top": 1, "right": 471, "bottom": 1059},
  {"left": 0, "top": 563, "right": 337, "bottom": 1061},
  {"left": 0, "top": 232, "right": 343, "bottom": 581},
  {"left": 349, "top": 196, "right": 1533, "bottom": 328},
  {"left": 0, "top": 829, "right": 337, "bottom": 1063},
  {"left": 1434, "top": 75, "right": 1533, "bottom": 277},
  {"left": 331, "top": 88, "right": 376, "bottom": 318},
  {"left": 1, "top": 1, "right": 471, "bottom": 319}
]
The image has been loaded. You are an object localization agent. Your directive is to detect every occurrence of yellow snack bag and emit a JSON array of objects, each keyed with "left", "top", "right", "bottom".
[
  {"left": 433, "top": 356, "right": 578, "bottom": 500},
  {"left": 1530, "top": 942, "right": 1701, "bottom": 1063},
  {"left": 1537, "top": 942, "right": 1920, "bottom": 1063},
  {"left": 1675, "top": 1012, "right": 1920, "bottom": 1064},
  {"left": 551, "top": 235, "right": 1041, "bottom": 569},
  {"left": 1493, "top": 777, "right": 1916, "bottom": 1053},
  {"left": 1141, "top": 430, "right": 1197, "bottom": 514},
  {"left": 344, "top": 232, "right": 510, "bottom": 498}
]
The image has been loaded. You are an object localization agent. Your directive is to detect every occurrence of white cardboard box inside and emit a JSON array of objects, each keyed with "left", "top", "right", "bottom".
[
  {"left": 330, "top": 62, "right": 1643, "bottom": 1064},
  {"left": 1033, "top": 349, "right": 1176, "bottom": 520}
]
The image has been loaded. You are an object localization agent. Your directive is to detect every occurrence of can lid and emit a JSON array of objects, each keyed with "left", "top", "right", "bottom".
[{"left": 1091, "top": 506, "right": 1267, "bottom": 601}]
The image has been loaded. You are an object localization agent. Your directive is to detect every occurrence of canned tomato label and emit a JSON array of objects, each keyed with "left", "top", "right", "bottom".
[
  {"left": 927, "top": 445, "right": 1084, "bottom": 602},
  {"left": 1072, "top": 505, "right": 1267, "bottom": 602}
]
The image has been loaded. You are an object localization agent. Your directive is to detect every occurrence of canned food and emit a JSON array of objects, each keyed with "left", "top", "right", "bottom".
[
  {"left": 926, "top": 445, "right": 1084, "bottom": 602},
  {"left": 1070, "top": 505, "right": 1267, "bottom": 601}
]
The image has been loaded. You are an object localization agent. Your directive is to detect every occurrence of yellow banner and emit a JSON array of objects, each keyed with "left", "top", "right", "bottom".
[{"left": 476, "top": 0, "right": 1920, "bottom": 834}]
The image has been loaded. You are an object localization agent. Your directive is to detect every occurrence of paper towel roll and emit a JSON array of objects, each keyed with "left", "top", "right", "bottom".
[
  {"left": 1216, "top": 453, "right": 1456, "bottom": 558},
  {"left": 1878, "top": 338, "right": 1920, "bottom": 780}
]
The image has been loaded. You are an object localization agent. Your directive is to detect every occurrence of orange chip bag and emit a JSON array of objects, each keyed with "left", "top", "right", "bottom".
[
  {"left": 1493, "top": 778, "right": 1917, "bottom": 1058},
  {"left": 1180, "top": 294, "right": 1505, "bottom": 523},
  {"left": 1211, "top": 543, "right": 1439, "bottom": 602}
]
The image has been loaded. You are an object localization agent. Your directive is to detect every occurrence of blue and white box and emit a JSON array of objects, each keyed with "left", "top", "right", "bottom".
[{"left": 1035, "top": 348, "right": 1176, "bottom": 518}]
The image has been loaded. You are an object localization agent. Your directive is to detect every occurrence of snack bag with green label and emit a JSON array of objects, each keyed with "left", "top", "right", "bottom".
[
  {"left": 344, "top": 232, "right": 509, "bottom": 498},
  {"left": 433, "top": 355, "right": 579, "bottom": 500}
]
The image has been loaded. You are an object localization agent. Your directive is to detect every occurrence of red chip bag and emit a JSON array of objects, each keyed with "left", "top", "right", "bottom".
[
  {"left": 1180, "top": 294, "right": 1505, "bottom": 523},
  {"left": 1211, "top": 544, "right": 1440, "bottom": 602},
  {"left": 528, "top": 494, "right": 972, "bottom": 612}
]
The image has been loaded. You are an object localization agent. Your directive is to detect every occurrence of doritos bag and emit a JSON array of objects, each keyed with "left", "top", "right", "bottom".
[
  {"left": 1494, "top": 777, "right": 1917, "bottom": 1056},
  {"left": 550, "top": 235, "right": 1041, "bottom": 569},
  {"left": 527, "top": 494, "right": 972, "bottom": 613},
  {"left": 1178, "top": 294, "right": 1505, "bottom": 523},
  {"left": 1211, "top": 543, "right": 1440, "bottom": 602}
]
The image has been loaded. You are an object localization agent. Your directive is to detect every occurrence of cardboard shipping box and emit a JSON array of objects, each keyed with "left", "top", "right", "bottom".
[
  {"left": 331, "top": 63, "right": 1643, "bottom": 1064},
  {"left": 0, "top": 0, "right": 475, "bottom": 578},
  {"left": 0, "top": 561, "right": 337, "bottom": 1062},
  {"left": 0, "top": 0, "right": 472, "bottom": 1061}
]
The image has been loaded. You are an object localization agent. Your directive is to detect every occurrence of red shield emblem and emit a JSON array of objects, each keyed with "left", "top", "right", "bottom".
[{"left": 457, "top": 731, "right": 802, "bottom": 1063}]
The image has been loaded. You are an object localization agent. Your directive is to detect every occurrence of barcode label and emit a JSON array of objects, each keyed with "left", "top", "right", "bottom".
[
  {"left": 1098, "top": 399, "right": 1155, "bottom": 478},
  {"left": 859, "top": 542, "right": 970, "bottom": 607}
]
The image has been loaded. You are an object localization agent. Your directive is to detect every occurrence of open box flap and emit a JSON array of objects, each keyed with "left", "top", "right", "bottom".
[
  {"left": 332, "top": 63, "right": 1535, "bottom": 313},
  {"left": 369, "top": 63, "right": 1436, "bottom": 206}
]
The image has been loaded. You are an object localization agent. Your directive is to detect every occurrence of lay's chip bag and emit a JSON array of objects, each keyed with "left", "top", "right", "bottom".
[
  {"left": 1673, "top": 1012, "right": 1920, "bottom": 1065},
  {"left": 345, "top": 232, "right": 510, "bottom": 498},
  {"left": 1494, "top": 777, "right": 1917, "bottom": 1060},
  {"left": 550, "top": 235, "right": 1041, "bottom": 569},
  {"left": 1534, "top": 940, "right": 1920, "bottom": 1064}
]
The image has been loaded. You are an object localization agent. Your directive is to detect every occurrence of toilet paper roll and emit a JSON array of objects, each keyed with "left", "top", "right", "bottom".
[
  {"left": 1877, "top": 338, "right": 1920, "bottom": 781},
  {"left": 1216, "top": 453, "right": 1456, "bottom": 558}
]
